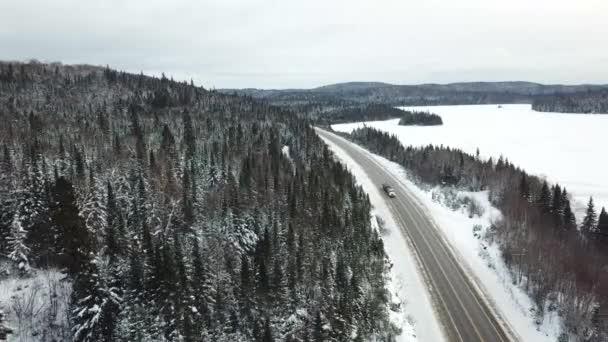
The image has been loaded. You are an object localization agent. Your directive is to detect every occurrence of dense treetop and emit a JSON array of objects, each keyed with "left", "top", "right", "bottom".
[
  {"left": 398, "top": 111, "right": 443, "bottom": 126},
  {"left": 0, "top": 61, "right": 397, "bottom": 341},
  {"left": 532, "top": 90, "right": 608, "bottom": 114}
]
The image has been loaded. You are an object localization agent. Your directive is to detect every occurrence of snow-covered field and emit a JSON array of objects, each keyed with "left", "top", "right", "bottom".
[
  {"left": 332, "top": 104, "right": 608, "bottom": 217},
  {"left": 320, "top": 132, "right": 562, "bottom": 341}
]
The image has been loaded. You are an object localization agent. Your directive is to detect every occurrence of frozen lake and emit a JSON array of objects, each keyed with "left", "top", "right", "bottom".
[{"left": 332, "top": 104, "right": 608, "bottom": 218}]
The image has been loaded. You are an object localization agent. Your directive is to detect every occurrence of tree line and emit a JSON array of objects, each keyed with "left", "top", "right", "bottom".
[
  {"left": 348, "top": 126, "right": 608, "bottom": 342},
  {"left": 533, "top": 90, "right": 608, "bottom": 114},
  {"left": 398, "top": 111, "right": 443, "bottom": 126},
  {"left": 0, "top": 61, "right": 398, "bottom": 341}
]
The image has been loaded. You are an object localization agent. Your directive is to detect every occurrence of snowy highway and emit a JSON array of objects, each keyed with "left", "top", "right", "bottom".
[{"left": 316, "top": 128, "right": 515, "bottom": 342}]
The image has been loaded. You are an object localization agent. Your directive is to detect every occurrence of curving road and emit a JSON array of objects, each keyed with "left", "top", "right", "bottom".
[{"left": 316, "top": 128, "right": 515, "bottom": 342}]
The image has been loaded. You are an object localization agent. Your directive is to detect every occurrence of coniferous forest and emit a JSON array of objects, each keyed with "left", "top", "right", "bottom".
[
  {"left": 532, "top": 90, "right": 608, "bottom": 113},
  {"left": 0, "top": 61, "right": 397, "bottom": 341},
  {"left": 397, "top": 111, "right": 443, "bottom": 126},
  {"left": 349, "top": 127, "right": 608, "bottom": 341}
]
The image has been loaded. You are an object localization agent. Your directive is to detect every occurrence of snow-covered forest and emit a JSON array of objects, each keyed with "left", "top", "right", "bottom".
[
  {"left": 397, "top": 111, "right": 442, "bottom": 126},
  {"left": 348, "top": 127, "right": 608, "bottom": 341},
  {"left": 0, "top": 61, "right": 397, "bottom": 341},
  {"left": 532, "top": 90, "right": 608, "bottom": 114}
]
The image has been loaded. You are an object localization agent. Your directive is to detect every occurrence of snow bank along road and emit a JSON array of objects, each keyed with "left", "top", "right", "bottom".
[{"left": 315, "top": 128, "right": 515, "bottom": 342}]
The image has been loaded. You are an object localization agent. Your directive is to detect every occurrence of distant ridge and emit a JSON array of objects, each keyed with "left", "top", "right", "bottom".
[{"left": 221, "top": 81, "right": 608, "bottom": 106}]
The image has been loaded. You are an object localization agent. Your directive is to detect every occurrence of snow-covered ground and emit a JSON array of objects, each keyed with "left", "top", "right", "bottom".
[
  {"left": 320, "top": 133, "right": 563, "bottom": 341},
  {"left": 332, "top": 104, "right": 608, "bottom": 218},
  {"left": 0, "top": 263, "right": 71, "bottom": 342}
]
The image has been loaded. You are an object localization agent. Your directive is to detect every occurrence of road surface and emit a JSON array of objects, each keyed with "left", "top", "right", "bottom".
[{"left": 316, "top": 128, "right": 514, "bottom": 342}]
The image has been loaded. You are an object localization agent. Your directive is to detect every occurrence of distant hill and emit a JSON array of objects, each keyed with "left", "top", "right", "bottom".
[
  {"left": 532, "top": 89, "right": 608, "bottom": 113},
  {"left": 221, "top": 81, "right": 608, "bottom": 107}
]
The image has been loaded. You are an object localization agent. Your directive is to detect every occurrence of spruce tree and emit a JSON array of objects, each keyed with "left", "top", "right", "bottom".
[
  {"left": 191, "top": 236, "right": 207, "bottom": 315},
  {"left": 0, "top": 198, "right": 13, "bottom": 256},
  {"left": 52, "top": 177, "right": 91, "bottom": 275},
  {"left": 537, "top": 181, "right": 551, "bottom": 213},
  {"left": 183, "top": 110, "right": 196, "bottom": 160},
  {"left": 551, "top": 184, "right": 563, "bottom": 215},
  {"left": 182, "top": 168, "right": 194, "bottom": 228},
  {"left": 142, "top": 221, "right": 156, "bottom": 300},
  {"left": 7, "top": 215, "right": 30, "bottom": 274},
  {"left": 105, "top": 181, "right": 126, "bottom": 257},
  {"left": 71, "top": 257, "right": 120, "bottom": 342},
  {"left": 313, "top": 311, "right": 325, "bottom": 342},
  {"left": 20, "top": 161, "right": 52, "bottom": 266},
  {"left": 240, "top": 254, "right": 252, "bottom": 315},
  {"left": 581, "top": 197, "right": 598, "bottom": 235},
  {"left": 597, "top": 207, "right": 608, "bottom": 237},
  {"left": 519, "top": 173, "right": 530, "bottom": 201},
  {"left": 262, "top": 318, "right": 274, "bottom": 342},
  {"left": 563, "top": 200, "right": 576, "bottom": 230}
]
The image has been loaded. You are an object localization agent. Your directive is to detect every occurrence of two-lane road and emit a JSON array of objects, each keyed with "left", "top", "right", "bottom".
[{"left": 316, "top": 128, "right": 514, "bottom": 342}]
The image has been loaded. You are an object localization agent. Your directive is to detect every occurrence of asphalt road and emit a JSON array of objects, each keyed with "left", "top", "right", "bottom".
[{"left": 316, "top": 128, "right": 515, "bottom": 342}]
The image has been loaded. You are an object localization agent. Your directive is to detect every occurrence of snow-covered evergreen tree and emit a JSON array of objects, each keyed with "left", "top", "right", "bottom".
[
  {"left": 80, "top": 181, "right": 107, "bottom": 253},
  {"left": 71, "top": 258, "right": 121, "bottom": 342},
  {"left": 7, "top": 214, "right": 30, "bottom": 274},
  {"left": 0, "top": 62, "right": 401, "bottom": 341}
]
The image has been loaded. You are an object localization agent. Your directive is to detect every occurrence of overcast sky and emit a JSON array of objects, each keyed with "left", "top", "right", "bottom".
[{"left": 1, "top": 0, "right": 607, "bottom": 89}]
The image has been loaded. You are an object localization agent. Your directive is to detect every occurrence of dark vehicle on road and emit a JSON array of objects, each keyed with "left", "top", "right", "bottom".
[{"left": 382, "top": 183, "right": 396, "bottom": 198}]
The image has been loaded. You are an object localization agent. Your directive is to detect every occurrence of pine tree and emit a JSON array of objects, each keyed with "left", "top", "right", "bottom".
[
  {"left": 562, "top": 200, "right": 576, "bottom": 230},
  {"left": 105, "top": 182, "right": 123, "bottom": 258},
  {"left": 240, "top": 254, "right": 252, "bottom": 316},
  {"left": 182, "top": 168, "right": 194, "bottom": 229},
  {"left": 313, "top": 311, "right": 325, "bottom": 342},
  {"left": 519, "top": 173, "right": 530, "bottom": 201},
  {"left": 537, "top": 181, "right": 551, "bottom": 213},
  {"left": 8, "top": 215, "right": 30, "bottom": 274},
  {"left": 99, "top": 259, "right": 122, "bottom": 342},
  {"left": 0, "top": 144, "right": 12, "bottom": 182},
  {"left": 20, "top": 161, "right": 52, "bottom": 266},
  {"left": 597, "top": 207, "right": 608, "bottom": 237},
  {"left": 0, "top": 197, "right": 13, "bottom": 256},
  {"left": 52, "top": 177, "right": 91, "bottom": 275},
  {"left": 271, "top": 257, "right": 285, "bottom": 304},
  {"left": 71, "top": 257, "right": 120, "bottom": 342},
  {"left": 581, "top": 197, "right": 598, "bottom": 235},
  {"left": 142, "top": 221, "right": 157, "bottom": 300},
  {"left": 262, "top": 318, "right": 274, "bottom": 342},
  {"left": 183, "top": 110, "right": 196, "bottom": 161},
  {"left": 173, "top": 232, "right": 192, "bottom": 339},
  {"left": 551, "top": 184, "right": 563, "bottom": 215},
  {"left": 80, "top": 183, "right": 107, "bottom": 253}
]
